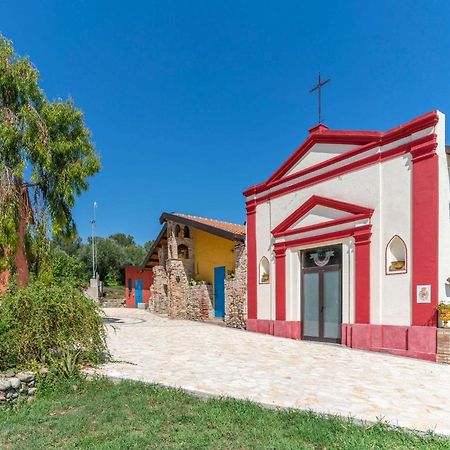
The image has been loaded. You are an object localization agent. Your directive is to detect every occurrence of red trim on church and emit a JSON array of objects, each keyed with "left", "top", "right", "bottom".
[
  {"left": 272, "top": 195, "right": 373, "bottom": 237},
  {"left": 411, "top": 137, "right": 439, "bottom": 326},
  {"left": 246, "top": 201, "right": 258, "bottom": 320},
  {"left": 342, "top": 324, "right": 437, "bottom": 362},
  {"left": 244, "top": 111, "right": 442, "bottom": 362},
  {"left": 244, "top": 110, "right": 438, "bottom": 198},
  {"left": 272, "top": 223, "right": 373, "bottom": 326},
  {"left": 274, "top": 245, "right": 286, "bottom": 321},
  {"left": 246, "top": 132, "right": 437, "bottom": 207}
]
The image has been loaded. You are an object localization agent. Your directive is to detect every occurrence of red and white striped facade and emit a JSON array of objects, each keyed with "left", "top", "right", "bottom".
[{"left": 244, "top": 111, "right": 450, "bottom": 361}]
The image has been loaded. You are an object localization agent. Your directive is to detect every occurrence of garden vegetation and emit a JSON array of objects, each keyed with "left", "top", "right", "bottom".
[{"left": 0, "top": 280, "right": 107, "bottom": 372}]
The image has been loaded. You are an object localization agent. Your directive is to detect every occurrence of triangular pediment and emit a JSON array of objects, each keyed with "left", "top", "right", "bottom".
[
  {"left": 267, "top": 127, "right": 380, "bottom": 184},
  {"left": 272, "top": 196, "right": 374, "bottom": 238}
]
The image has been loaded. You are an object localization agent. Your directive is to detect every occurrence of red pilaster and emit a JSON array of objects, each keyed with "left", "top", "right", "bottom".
[
  {"left": 354, "top": 226, "right": 372, "bottom": 324},
  {"left": 275, "top": 244, "right": 286, "bottom": 321},
  {"left": 246, "top": 200, "right": 258, "bottom": 320},
  {"left": 411, "top": 138, "right": 439, "bottom": 326}
]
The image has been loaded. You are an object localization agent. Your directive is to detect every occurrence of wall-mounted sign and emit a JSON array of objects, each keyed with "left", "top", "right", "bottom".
[{"left": 416, "top": 285, "right": 431, "bottom": 304}]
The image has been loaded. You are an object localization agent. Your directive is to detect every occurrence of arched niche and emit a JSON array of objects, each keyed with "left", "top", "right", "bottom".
[
  {"left": 175, "top": 224, "right": 181, "bottom": 238},
  {"left": 184, "top": 226, "right": 190, "bottom": 238},
  {"left": 259, "top": 256, "right": 270, "bottom": 283},
  {"left": 178, "top": 244, "right": 189, "bottom": 260},
  {"left": 386, "top": 235, "right": 407, "bottom": 275}
]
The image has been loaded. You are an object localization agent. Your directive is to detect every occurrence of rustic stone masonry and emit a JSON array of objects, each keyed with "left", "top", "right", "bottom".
[
  {"left": 0, "top": 371, "right": 37, "bottom": 404},
  {"left": 437, "top": 328, "right": 450, "bottom": 364},
  {"left": 166, "top": 259, "right": 190, "bottom": 319},
  {"left": 165, "top": 259, "right": 214, "bottom": 320},
  {"left": 166, "top": 220, "right": 195, "bottom": 279},
  {"left": 150, "top": 265, "right": 169, "bottom": 315},
  {"left": 225, "top": 243, "right": 247, "bottom": 329},
  {"left": 190, "top": 284, "right": 214, "bottom": 320},
  {"left": 149, "top": 219, "right": 245, "bottom": 326}
]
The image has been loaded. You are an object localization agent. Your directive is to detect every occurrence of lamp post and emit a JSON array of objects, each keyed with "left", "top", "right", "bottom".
[{"left": 90, "top": 201, "right": 97, "bottom": 278}]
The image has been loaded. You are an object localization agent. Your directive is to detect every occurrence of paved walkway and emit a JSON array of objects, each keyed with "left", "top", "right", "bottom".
[{"left": 94, "top": 308, "right": 450, "bottom": 435}]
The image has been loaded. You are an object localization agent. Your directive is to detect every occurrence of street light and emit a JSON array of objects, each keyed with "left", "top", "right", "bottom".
[{"left": 90, "top": 201, "right": 97, "bottom": 278}]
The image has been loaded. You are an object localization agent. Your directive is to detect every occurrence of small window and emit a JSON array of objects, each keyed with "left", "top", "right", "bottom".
[
  {"left": 259, "top": 257, "right": 270, "bottom": 283},
  {"left": 175, "top": 224, "right": 181, "bottom": 238},
  {"left": 184, "top": 226, "right": 190, "bottom": 238},
  {"left": 386, "top": 235, "right": 407, "bottom": 275},
  {"left": 178, "top": 244, "right": 189, "bottom": 260},
  {"left": 127, "top": 278, "right": 133, "bottom": 292}
]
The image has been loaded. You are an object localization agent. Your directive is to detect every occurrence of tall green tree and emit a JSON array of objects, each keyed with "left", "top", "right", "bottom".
[{"left": 0, "top": 35, "right": 100, "bottom": 277}]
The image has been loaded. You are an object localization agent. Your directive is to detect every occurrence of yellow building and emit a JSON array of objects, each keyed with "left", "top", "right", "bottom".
[{"left": 142, "top": 212, "right": 245, "bottom": 318}]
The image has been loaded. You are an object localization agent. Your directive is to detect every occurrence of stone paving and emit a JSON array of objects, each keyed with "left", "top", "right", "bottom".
[{"left": 94, "top": 308, "right": 450, "bottom": 435}]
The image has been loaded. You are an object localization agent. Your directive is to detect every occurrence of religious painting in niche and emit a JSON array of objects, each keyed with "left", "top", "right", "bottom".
[
  {"left": 259, "top": 256, "right": 270, "bottom": 283},
  {"left": 416, "top": 285, "right": 431, "bottom": 304},
  {"left": 178, "top": 244, "right": 189, "bottom": 260},
  {"left": 386, "top": 235, "right": 407, "bottom": 274},
  {"left": 302, "top": 246, "right": 342, "bottom": 269}
]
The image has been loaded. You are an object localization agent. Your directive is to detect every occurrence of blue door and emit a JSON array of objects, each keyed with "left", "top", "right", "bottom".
[
  {"left": 214, "top": 266, "right": 225, "bottom": 318},
  {"left": 135, "top": 279, "right": 143, "bottom": 307}
]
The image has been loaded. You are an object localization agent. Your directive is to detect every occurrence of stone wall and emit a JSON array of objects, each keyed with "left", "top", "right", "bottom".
[
  {"left": 150, "top": 265, "right": 169, "bottom": 315},
  {"left": 166, "top": 259, "right": 190, "bottom": 319},
  {"left": 167, "top": 221, "right": 195, "bottom": 279},
  {"left": 225, "top": 243, "right": 247, "bottom": 329},
  {"left": 166, "top": 259, "right": 213, "bottom": 320},
  {"left": 0, "top": 371, "right": 37, "bottom": 404},
  {"left": 189, "top": 284, "right": 214, "bottom": 320},
  {"left": 149, "top": 226, "right": 246, "bottom": 327},
  {"left": 437, "top": 328, "right": 450, "bottom": 364}
]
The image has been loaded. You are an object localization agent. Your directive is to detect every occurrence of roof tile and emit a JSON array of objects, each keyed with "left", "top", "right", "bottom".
[{"left": 173, "top": 213, "right": 245, "bottom": 236}]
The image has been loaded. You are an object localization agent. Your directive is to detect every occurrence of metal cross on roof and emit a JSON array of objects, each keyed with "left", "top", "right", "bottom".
[{"left": 309, "top": 73, "right": 331, "bottom": 124}]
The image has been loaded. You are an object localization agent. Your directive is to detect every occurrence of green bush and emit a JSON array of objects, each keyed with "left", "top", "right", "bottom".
[
  {"left": 40, "top": 247, "right": 86, "bottom": 286},
  {"left": 0, "top": 280, "right": 107, "bottom": 371}
]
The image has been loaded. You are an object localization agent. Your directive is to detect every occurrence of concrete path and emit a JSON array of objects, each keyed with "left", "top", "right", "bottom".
[{"left": 94, "top": 308, "right": 450, "bottom": 435}]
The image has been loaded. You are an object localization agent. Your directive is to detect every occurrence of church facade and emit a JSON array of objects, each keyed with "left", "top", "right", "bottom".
[{"left": 244, "top": 111, "right": 450, "bottom": 361}]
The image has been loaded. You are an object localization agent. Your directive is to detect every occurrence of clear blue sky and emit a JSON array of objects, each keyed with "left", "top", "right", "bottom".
[{"left": 2, "top": 1, "right": 449, "bottom": 244}]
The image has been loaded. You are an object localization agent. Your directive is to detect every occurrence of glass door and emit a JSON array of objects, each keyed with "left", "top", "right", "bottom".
[{"left": 301, "top": 245, "right": 342, "bottom": 343}]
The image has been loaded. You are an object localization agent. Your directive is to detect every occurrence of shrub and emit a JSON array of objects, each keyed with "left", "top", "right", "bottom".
[
  {"left": 0, "top": 280, "right": 107, "bottom": 371},
  {"left": 38, "top": 247, "right": 86, "bottom": 286}
]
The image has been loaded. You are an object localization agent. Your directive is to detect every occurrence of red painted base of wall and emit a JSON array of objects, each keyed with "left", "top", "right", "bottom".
[
  {"left": 246, "top": 320, "right": 437, "bottom": 362},
  {"left": 342, "top": 324, "right": 437, "bottom": 362},
  {"left": 246, "top": 319, "right": 302, "bottom": 340}
]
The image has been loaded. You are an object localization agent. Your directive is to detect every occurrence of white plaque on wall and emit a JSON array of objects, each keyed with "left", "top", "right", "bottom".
[{"left": 416, "top": 285, "right": 431, "bottom": 304}]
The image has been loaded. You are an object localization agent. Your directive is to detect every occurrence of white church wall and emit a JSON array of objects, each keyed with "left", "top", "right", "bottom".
[
  {"left": 255, "top": 201, "right": 273, "bottom": 320},
  {"left": 285, "top": 143, "right": 359, "bottom": 176},
  {"left": 379, "top": 155, "right": 412, "bottom": 326},
  {"left": 264, "top": 163, "right": 381, "bottom": 324},
  {"left": 286, "top": 249, "right": 301, "bottom": 321},
  {"left": 251, "top": 119, "right": 441, "bottom": 326}
]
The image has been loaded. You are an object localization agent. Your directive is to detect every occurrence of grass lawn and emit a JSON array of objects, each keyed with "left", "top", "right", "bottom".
[
  {"left": 0, "top": 378, "right": 449, "bottom": 450},
  {"left": 102, "top": 285, "right": 125, "bottom": 300}
]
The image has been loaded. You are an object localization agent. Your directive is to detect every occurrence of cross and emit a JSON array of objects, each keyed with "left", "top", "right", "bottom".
[{"left": 309, "top": 73, "right": 331, "bottom": 124}]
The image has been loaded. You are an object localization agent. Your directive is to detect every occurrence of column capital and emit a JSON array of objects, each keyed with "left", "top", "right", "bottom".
[
  {"left": 246, "top": 200, "right": 257, "bottom": 214},
  {"left": 274, "top": 244, "right": 286, "bottom": 257},
  {"left": 353, "top": 225, "right": 372, "bottom": 246},
  {"left": 410, "top": 135, "right": 437, "bottom": 163}
]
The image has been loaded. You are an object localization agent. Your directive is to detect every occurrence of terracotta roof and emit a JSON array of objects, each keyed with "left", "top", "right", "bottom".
[
  {"left": 141, "top": 212, "right": 245, "bottom": 269},
  {"left": 171, "top": 213, "right": 245, "bottom": 237},
  {"left": 160, "top": 212, "right": 245, "bottom": 242}
]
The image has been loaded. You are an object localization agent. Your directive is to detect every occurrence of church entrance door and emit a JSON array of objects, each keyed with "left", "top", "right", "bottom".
[{"left": 301, "top": 245, "right": 342, "bottom": 343}]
